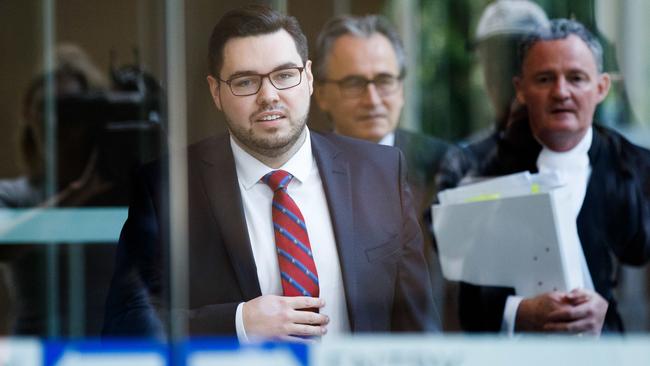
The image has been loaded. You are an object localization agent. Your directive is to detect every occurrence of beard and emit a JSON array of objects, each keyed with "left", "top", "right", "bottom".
[{"left": 225, "top": 106, "right": 309, "bottom": 159}]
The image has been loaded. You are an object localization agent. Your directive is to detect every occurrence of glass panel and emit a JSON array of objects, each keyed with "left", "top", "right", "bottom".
[
  {"left": 0, "top": 0, "right": 648, "bottom": 360},
  {"left": 0, "top": 0, "right": 167, "bottom": 338}
]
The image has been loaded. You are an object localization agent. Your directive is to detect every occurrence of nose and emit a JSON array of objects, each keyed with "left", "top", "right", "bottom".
[
  {"left": 551, "top": 76, "right": 570, "bottom": 100},
  {"left": 360, "top": 83, "right": 382, "bottom": 106},
  {"left": 256, "top": 76, "right": 279, "bottom": 105}
]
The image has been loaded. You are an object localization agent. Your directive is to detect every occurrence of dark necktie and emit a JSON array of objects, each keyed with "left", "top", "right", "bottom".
[{"left": 263, "top": 170, "right": 320, "bottom": 298}]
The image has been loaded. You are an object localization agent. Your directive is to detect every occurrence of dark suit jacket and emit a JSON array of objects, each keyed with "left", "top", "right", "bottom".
[
  {"left": 394, "top": 129, "right": 452, "bottom": 212},
  {"left": 394, "top": 129, "right": 455, "bottom": 269},
  {"left": 103, "top": 130, "right": 439, "bottom": 337},
  {"left": 458, "top": 121, "right": 650, "bottom": 333}
]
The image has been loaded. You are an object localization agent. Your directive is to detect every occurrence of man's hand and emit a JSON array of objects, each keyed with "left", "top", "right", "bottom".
[
  {"left": 543, "top": 289, "right": 608, "bottom": 335},
  {"left": 515, "top": 289, "right": 608, "bottom": 335},
  {"left": 242, "top": 295, "right": 329, "bottom": 341}
]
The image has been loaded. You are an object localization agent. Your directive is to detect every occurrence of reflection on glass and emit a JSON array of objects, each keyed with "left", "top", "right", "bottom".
[{"left": 0, "top": 43, "right": 164, "bottom": 337}]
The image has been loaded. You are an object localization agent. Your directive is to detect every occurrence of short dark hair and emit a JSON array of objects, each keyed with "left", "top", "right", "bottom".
[
  {"left": 518, "top": 18, "right": 604, "bottom": 74},
  {"left": 207, "top": 5, "right": 308, "bottom": 77},
  {"left": 313, "top": 14, "right": 405, "bottom": 81}
]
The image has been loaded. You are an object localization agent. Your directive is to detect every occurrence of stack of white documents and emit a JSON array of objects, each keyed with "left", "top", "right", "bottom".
[{"left": 433, "top": 172, "right": 585, "bottom": 297}]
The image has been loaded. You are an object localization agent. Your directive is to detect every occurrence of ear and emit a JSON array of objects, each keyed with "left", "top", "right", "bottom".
[
  {"left": 304, "top": 60, "right": 314, "bottom": 95},
  {"left": 314, "top": 82, "right": 330, "bottom": 112},
  {"left": 311, "top": 60, "right": 330, "bottom": 112},
  {"left": 206, "top": 75, "right": 223, "bottom": 111},
  {"left": 395, "top": 81, "right": 405, "bottom": 107},
  {"left": 513, "top": 76, "right": 526, "bottom": 105},
  {"left": 595, "top": 72, "right": 611, "bottom": 103}
]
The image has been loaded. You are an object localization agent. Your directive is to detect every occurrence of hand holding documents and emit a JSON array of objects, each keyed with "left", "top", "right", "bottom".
[{"left": 433, "top": 172, "right": 592, "bottom": 297}]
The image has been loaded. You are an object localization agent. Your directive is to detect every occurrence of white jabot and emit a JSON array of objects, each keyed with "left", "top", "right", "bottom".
[
  {"left": 502, "top": 128, "right": 595, "bottom": 335},
  {"left": 378, "top": 132, "right": 395, "bottom": 147},
  {"left": 230, "top": 128, "right": 350, "bottom": 342}
]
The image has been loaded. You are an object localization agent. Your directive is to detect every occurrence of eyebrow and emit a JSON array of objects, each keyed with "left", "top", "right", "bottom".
[
  {"left": 226, "top": 62, "right": 301, "bottom": 80},
  {"left": 338, "top": 72, "right": 398, "bottom": 80},
  {"left": 531, "top": 68, "right": 590, "bottom": 77},
  {"left": 532, "top": 70, "right": 554, "bottom": 76}
]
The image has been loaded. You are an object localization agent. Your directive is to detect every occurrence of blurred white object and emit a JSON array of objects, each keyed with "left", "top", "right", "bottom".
[
  {"left": 433, "top": 172, "right": 592, "bottom": 297},
  {"left": 475, "top": 0, "right": 549, "bottom": 42}
]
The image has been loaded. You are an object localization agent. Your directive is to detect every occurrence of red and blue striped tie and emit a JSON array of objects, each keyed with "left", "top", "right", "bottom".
[{"left": 263, "top": 170, "right": 319, "bottom": 299}]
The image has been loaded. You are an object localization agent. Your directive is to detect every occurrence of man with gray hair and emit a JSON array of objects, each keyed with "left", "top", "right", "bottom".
[
  {"left": 458, "top": 18, "right": 650, "bottom": 335},
  {"left": 313, "top": 15, "right": 453, "bottom": 327},
  {"left": 313, "top": 14, "right": 408, "bottom": 143},
  {"left": 313, "top": 13, "right": 453, "bottom": 258}
]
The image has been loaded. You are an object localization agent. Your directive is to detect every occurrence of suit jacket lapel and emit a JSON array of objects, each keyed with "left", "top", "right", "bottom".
[
  {"left": 394, "top": 129, "right": 406, "bottom": 150},
  {"left": 310, "top": 132, "right": 359, "bottom": 331},
  {"left": 195, "top": 135, "right": 261, "bottom": 300},
  {"left": 577, "top": 128, "right": 605, "bottom": 281}
]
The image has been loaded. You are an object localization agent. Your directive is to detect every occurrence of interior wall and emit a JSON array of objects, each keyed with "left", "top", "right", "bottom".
[
  {"left": 184, "top": 0, "right": 238, "bottom": 144},
  {"left": 0, "top": 0, "right": 164, "bottom": 178},
  {"left": 0, "top": 1, "right": 42, "bottom": 178}
]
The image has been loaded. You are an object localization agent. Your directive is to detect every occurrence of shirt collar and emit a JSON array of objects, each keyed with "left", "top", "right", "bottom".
[
  {"left": 538, "top": 127, "right": 593, "bottom": 171},
  {"left": 378, "top": 132, "right": 395, "bottom": 147},
  {"left": 230, "top": 128, "right": 313, "bottom": 190}
]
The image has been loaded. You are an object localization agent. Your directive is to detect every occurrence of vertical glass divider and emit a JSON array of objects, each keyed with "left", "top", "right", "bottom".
[
  {"left": 165, "top": 0, "right": 189, "bottom": 344},
  {"left": 42, "top": 0, "right": 59, "bottom": 338},
  {"left": 391, "top": 0, "right": 420, "bottom": 132}
]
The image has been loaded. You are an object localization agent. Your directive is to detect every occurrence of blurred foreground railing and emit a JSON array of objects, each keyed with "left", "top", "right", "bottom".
[{"left": 2, "top": 335, "right": 650, "bottom": 366}]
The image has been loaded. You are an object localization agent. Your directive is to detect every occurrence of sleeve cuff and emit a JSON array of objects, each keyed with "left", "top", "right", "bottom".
[
  {"left": 501, "top": 295, "right": 524, "bottom": 336},
  {"left": 235, "top": 302, "right": 250, "bottom": 343}
]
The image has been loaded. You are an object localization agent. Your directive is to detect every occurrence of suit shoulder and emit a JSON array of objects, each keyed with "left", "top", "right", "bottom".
[
  {"left": 595, "top": 125, "right": 650, "bottom": 161},
  {"left": 186, "top": 133, "right": 229, "bottom": 160},
  {"left": 594, "top": 125, "right": 650, "bottom": 180},
  {"left": 136, "top": 133, "right": 229, "bottom": 184},
  {"left": 396, "top": 128, "right": 451, "bottom": 152},
  {"left": 394, "top": 128, "right": 453, "bottom": 171},
  {"left": 314, "top": 130, "right": 401, "bottom": 160}
]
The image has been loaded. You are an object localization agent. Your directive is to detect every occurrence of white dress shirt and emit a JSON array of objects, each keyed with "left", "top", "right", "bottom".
[
  {"left": 502, "top": 128, "right": 595, "bottom": 335},
  {"left": 378, "top": 132, "right": 395, "bottom": 147},
  {"left": 230, "top": 129, "right": 350, "bottom": 341}
]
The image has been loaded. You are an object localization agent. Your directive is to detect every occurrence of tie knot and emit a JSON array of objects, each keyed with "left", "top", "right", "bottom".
[{"left": 263, "top": 170, "right": 293, "bottom": 192}]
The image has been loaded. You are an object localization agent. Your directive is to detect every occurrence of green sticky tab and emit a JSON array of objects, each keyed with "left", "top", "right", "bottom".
[
  {"left": 531, "top": 183, "right": 540, "bottom": 194},
  {"left": 464, "top": 193, "right": 501, "bottom": 202}
]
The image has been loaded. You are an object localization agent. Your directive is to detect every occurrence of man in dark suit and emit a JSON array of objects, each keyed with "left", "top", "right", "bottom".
[
  {"left": 312, "top": 15, "right": 452, "bottom": 328},
  {"left": 103, "top": 5, "right": 438, "bottom": 340},
  {"left": 312, "top": 14, "right": 452, "bottom": 224},
  {"left": 458, "top": 19, "right": 650, "bottom": 335}
]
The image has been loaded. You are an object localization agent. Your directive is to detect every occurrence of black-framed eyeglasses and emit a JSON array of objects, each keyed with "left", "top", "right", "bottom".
[
  {"left": 319, "top": 73, "right": 404, "bottom": 98},
  {"left": 218, "top": 67, "right": 305, "bottom": 96}
]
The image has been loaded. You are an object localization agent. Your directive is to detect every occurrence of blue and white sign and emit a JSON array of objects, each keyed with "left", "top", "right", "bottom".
[
  {"left": 181, "top": 338, "right": 307, "bottom": 366},
  {"left": 311, "top": 335, "right": 650, "bottom": 366},
  {"left": 45, "top": 340, "right": 167, "bottom": 366},
  {"left": 0, "top": 338, "right": 42, "bottom": 366}
]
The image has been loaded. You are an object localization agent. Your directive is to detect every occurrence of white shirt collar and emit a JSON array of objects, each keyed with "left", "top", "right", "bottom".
[
  {"left": 537, "top": 127, "right": 592, "bottom": 172},
  {"left": 230, "top": 128, "right": 313, "bottom": 190},
  {"left": 378, "top": 132, "right": 395, "bottom": 147}
]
